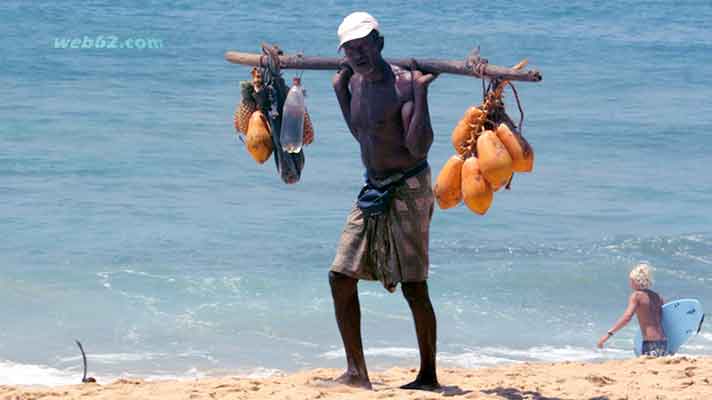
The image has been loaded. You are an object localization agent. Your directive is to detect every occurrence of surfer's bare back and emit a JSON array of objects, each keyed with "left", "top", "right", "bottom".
[{"left": 598, "top": 263, "right": 666, "bottom": 356}]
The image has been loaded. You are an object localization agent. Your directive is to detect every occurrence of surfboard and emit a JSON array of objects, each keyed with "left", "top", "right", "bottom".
[{"left": 633, "top": 298, "right": 704, "bottom": 356}]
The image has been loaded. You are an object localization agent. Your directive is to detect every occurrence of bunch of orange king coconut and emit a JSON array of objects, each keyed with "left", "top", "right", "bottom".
[
  {"left": 434, "top": 60, "right": 535, "bottom": 215},
  {"left": 233, "top": 67, "right": 314, "bottom": 164}
]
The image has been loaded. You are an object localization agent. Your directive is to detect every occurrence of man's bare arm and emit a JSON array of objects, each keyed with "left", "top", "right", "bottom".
[
  {"left": 401, "top": 68, "right": 436, "bottom": 159},
  {"left": 598, "top": 293, "right": 639, "bottom": 348},
  {"left": 332, "top": 67, "right": 356, "bottom": 137},
  {"left": 609, "top": 292, "right": 639, "bottom": 334}
]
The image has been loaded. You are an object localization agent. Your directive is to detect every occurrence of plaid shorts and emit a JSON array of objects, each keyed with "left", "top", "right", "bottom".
[{"left": 331, "top": 166, "right": 434, "bottom": 292}]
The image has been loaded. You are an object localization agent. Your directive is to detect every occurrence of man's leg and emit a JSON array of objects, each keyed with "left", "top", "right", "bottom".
[
  {"left": 329, "top": 271, "right": 372, "bottom": 389},
  {"left": 400, "top": 281, "right": 439, "bottom": 390}
]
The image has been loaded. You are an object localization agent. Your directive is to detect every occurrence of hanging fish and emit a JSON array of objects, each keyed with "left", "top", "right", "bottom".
[{"left": 257, "top": 51, "right": 304, "bottom": 184}]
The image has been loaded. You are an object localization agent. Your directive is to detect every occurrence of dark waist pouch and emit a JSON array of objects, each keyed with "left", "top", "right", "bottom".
[
  {"left": 357, "top": 184, "right": 394, "bottom": 217},
  {"left": 356, "top": 161, "right": 428, "bottom": 218}
]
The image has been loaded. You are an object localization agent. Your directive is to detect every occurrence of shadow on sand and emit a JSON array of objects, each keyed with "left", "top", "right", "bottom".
[
  {"left": 435, "top": 385, "right": 472, "bottom": 397},
  {"left": 481, "top": 387, "right": 611, "bottom": 400}
]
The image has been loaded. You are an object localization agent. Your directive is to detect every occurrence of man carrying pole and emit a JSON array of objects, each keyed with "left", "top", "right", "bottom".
[
  {"left": 328, "top": 11, "right": 440, "bottom": 391},
  {"left": 223, "top": 11, "right": 541, "bottom": 391}
]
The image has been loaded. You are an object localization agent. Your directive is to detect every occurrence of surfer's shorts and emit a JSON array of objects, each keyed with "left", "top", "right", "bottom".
[
  {"left": 642, "top": 340, "right": 668, "bottom": 357},
  {"left": 330, "top": 166, "right": 434, "bottom": 292}
]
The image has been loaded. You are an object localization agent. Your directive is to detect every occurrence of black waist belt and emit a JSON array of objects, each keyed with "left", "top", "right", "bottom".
[
  {"left": 366, "top": 160, "right": 429, "bottom": 190},
  {"left": 357, "top": 160, "right": 429, "bottom": 217}
]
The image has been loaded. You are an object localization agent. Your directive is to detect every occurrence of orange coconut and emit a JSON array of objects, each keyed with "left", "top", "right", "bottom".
[
  {"left": 520, "top": 143, "right": 534, "bottom": 172},
  {"left": 495, "top": 123, "right": 534, "bottom": 173},
  {"left": 450, "top": 119, "right": 473, "bottom": 156},
  {"left": 245, "top": 111, "right": 273, "bottom": 164},
  {"left": 461, "top": 157, "right": 493, "bottom": 215},
  {"left": 434, "top": 155, "right": 465, "bottom": 209},
  {"left": 464, "top": 106, "right": 484, "bottom": 125},
  {"left": 476, "top": 130, "right": 513, "bottom": 191}
]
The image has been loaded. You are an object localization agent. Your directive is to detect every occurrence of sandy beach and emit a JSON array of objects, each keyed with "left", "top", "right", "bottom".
[{"left": 2, "top": 356, "right": 710, "bottom": 400}]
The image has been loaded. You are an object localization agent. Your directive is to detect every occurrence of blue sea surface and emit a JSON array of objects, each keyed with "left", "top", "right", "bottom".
[{"left": 1, "top": 0, "right": 711, "bottom": 385}]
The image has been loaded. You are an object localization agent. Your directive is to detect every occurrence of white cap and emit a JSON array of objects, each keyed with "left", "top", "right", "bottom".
[{"left": 337, "top": 12, "right": 379, "bottom": 50}]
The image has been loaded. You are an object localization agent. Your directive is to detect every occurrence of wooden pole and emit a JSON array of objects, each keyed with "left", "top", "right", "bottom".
[{"left": 224, "top": 48, "right": 542, "bottom": 82}]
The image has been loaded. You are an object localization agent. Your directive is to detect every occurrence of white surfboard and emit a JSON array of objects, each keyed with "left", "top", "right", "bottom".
[{"left": 634, "top": 298, "right": 704, "bottom": 356}]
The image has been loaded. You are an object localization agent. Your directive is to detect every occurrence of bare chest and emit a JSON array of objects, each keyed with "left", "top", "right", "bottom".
[{"left": 349, "top": 81, "right": 403, "bottom": 133}]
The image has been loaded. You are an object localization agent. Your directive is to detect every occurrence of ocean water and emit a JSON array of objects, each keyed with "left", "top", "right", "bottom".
[{"left": 1, "top": 0, "right": 711, "bottom": 385}]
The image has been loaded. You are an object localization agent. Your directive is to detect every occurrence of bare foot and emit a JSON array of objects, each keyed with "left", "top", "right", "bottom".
[
  {"left": 336, "top": 371, "right": 372, "bottom": 390},
  {"left": 400, "top": 377, "right": 440, "bottom": 391}
]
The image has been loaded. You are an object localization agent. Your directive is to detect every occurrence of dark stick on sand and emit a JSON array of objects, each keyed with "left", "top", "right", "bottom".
[
  {"left": 75, "top": 340, "right": 97, "bottom": 383},
  {"left": 225, "top": 46, "right": 542, "bottom": 82}
]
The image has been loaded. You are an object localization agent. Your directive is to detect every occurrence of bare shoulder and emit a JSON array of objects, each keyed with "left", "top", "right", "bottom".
[
  {"left": 391, "top": 64, "right": 414, "bottom": 103},
  {"left": 630, "top": 291, "right": 643, "bottom": 303},
  {"left": 391, "top": 64, "right": 412, "bottom": 79}
]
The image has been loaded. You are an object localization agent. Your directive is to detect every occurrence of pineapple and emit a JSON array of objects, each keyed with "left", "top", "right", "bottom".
[
  {"left": 303, "top": 110, "right": 314, "bottom": 145},
  {"left": 235, "top": 81, "right": 256, "bottom": 134}
]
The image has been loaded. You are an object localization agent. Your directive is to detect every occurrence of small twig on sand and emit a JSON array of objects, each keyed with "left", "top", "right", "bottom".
[{"left": 75, "top": 340, "right": 97, "bottom": 383}]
